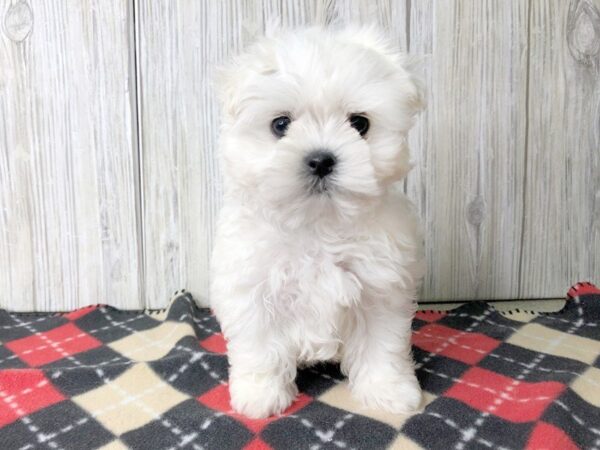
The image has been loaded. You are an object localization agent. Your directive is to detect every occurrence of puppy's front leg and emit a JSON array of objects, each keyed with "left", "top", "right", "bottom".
[
  {"left": 342, "top": 295, "right": 422, "bottom": 414},
  {"left": 226, "top": 324, "right": 298, "bottom": 419}
]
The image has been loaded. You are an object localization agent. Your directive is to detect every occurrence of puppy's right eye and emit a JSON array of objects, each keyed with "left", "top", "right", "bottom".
[
  {"left": 271, "top": 116, "right": 291, "bottom": 138},
  {"left": 349, "top": 114, "right": 369, "bottom": 137}
]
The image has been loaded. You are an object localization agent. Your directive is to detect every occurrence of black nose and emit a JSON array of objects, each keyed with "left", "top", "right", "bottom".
[{"left": 305, "top": 150, "right": 336, "bottom": 178}]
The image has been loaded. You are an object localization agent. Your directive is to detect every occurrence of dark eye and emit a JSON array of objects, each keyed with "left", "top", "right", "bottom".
[
  {"left": 349, "top": 114, "right": 369, "bottom": 137},
  {"left": 271, "top": 116, "right": 291, "bottom": 138}
]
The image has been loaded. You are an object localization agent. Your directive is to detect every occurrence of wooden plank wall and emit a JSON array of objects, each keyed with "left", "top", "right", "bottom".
[
  {"left": 407, "top": 0, "right": 529, "bottom": 300},
  {"left": 520, "top": 0, "right": 600, "bottom": 298},
  {"left": 1, "top": 0, "right": 598, "bottom": 310},
  {"left": 0, "top": 0, "right": 141, "bottom": 310}
]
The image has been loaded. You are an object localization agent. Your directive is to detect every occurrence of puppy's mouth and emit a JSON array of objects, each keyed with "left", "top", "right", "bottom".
[
  {"left": 310, "top": 182, "right": 329, "bottom": 195},
  {"left": 306, "top": 175, "right": 333, "bottom": 195}
]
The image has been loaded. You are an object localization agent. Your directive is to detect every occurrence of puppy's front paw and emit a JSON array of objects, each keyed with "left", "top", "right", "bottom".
[
  {"left": 229, "top": 375, "right": 298, "bottom": 419},
  {"left": 352, "top": 373, "right": 422, "bottom": 414}
]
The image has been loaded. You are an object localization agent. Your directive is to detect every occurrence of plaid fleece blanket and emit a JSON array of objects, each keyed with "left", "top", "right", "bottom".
[{"left": 0, "top": 283, "right": 599, "bottom": 450}]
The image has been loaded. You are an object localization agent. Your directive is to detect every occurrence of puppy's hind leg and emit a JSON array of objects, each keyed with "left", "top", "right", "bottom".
[{"left": 342, "top": 292, "right": 422, "bottom": 414}]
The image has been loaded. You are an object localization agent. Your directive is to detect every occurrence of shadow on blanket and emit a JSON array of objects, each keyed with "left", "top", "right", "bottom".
[{"left": 0, "top": 283, "right": 598, "bottom": 450}]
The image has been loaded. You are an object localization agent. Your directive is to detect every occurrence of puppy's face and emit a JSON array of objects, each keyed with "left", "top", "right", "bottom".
[{"left": 217, "top": 27, "right": 424, "bottom": 227}]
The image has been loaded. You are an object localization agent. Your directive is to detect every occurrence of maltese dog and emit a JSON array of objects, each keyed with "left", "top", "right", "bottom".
[{"left": 210, "top": 25, "right": 425, "bottom": 419}]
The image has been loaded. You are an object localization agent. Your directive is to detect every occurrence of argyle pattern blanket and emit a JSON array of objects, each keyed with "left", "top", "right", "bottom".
[{"left": 0, "top": 283, "right": 599, "bottom": 450}]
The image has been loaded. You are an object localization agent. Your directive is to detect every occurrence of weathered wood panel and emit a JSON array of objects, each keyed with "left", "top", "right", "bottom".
[
  {"left": 407, "top": 0, "right": 530, "bottom": 300},
  {"left": 519, "top": 0, "right": 600, "bottom": 297},
  {"left": 136, "top": 0, "right": 410, "bottom": 307},
  {"left": 0, "top": 0, "right": 141, "bottom": 310},
  {"left": 2, "top": 0, "right": 597, "bottom": 310}
]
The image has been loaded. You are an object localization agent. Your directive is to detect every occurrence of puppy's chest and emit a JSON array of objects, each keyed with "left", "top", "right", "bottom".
[
  {"left": 287, "top": 244, "right": 354, "bottom": 296},
  {"left": 266, "top": 237, "right": 403, "bottom": 361},
  {"left": 270, "top": 236, "right": 398, "bottom": 307}
]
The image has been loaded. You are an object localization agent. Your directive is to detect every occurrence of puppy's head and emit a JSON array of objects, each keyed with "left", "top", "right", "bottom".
[{"left": 216, "top": 26, "right": 424, "bottom": 227}]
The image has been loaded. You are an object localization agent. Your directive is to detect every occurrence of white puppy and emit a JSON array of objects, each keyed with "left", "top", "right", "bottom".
[{"left": 210, "top": 26, "right": 426, "bottom": 419}]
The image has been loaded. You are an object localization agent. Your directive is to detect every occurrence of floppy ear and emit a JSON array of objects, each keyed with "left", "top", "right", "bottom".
[
  {"left": 399, "top": 54, "right": 427, "bottom": 114},
  {"left": 337, "top": 25, "right": 426, "bottom": 115},
  {"left": 213, "top": 61, "right": 242, "bottom": 119},
  {"left": 213, "top": 26, "right": 282, "bottom": 119}
]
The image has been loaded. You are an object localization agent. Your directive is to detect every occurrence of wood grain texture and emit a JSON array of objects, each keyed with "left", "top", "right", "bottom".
[
  {"left": 407, "top": 0, "right": 530, "bottom": 300},
  {"left": 519, "top": 0, "right": 600, "bottom": 297},
  {"left": 2, "top": 0, "right": 598, "bottom": 310},
  {"left": 0, "top": 0, "right": 141, "bottom": 310},
  {"left": 136, "top": 0, "right": 411, "bottom": 308}
]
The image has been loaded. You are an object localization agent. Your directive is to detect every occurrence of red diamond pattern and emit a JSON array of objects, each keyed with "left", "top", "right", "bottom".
[
  {"left": 0, "top": 369, "right": 65, "bottom": 427},
  {"left": 526, "top": 422, "right": 579, "bottom": 450},
  {"left": 198, "top": 383, "right": 312, "bottom": 433},
  {"left": 446, "top": 367, "right": 566, "bottom": 423},
  {"left": 243, "top": 437, "right": 274, "bottom": 450},
  {"left": 5, "top": 323, "right": 102, "bottom": 366},
  {"left": 64, "top": 305, "right": 99, "bottom": 321},
  {"left": 415, "top": 310, "right": 448, "bottom": 323},
  {"left": 200, "top": 333, "right": 227, "bottom": 354},
  {"left": 412, "top": 323, "right": 501, "bottom": 365}
]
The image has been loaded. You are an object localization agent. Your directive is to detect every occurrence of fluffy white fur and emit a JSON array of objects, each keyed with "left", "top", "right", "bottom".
[{"left": 210, "top": 26, "right": 426, "bottom": 419}]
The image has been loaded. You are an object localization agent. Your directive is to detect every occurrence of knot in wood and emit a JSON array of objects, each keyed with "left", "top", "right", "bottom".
[
  {"left": 4, "top": 0, "right": 33, "bottom": 43},
  {"left": 567, "top": 0, "right": 600, "bottom": 67},
  {"left": 467, "top": 197, "right": 486, "bottom": 226}
]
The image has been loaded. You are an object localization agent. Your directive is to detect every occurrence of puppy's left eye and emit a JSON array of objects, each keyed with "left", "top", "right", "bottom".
[
  {"left": 271, "top": 116, "right": 291, "bottom": 138},
  {"left": 349, "top": 114, "right": 369, "bottom": 137}
]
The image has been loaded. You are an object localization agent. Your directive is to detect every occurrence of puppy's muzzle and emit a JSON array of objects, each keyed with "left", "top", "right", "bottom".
[{"left": 305, "top": 150, "right": 336, "bottom": 179}]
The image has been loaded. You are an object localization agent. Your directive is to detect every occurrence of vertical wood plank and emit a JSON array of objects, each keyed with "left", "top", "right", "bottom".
[
  {"left": 0, "top": 0, "right": 141, "bottom": 310},
  {"left": 137, "top": 0, "right": 409, "bottom": 307},
  {"left": 407, "top": 0, "right": 530, "bottom": 300},
  {"left": 2, "top": 0, "right": 592, "bottom": 308},
  {"left": 520, "top": 0, "right": 600, "bottom": 298}
]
